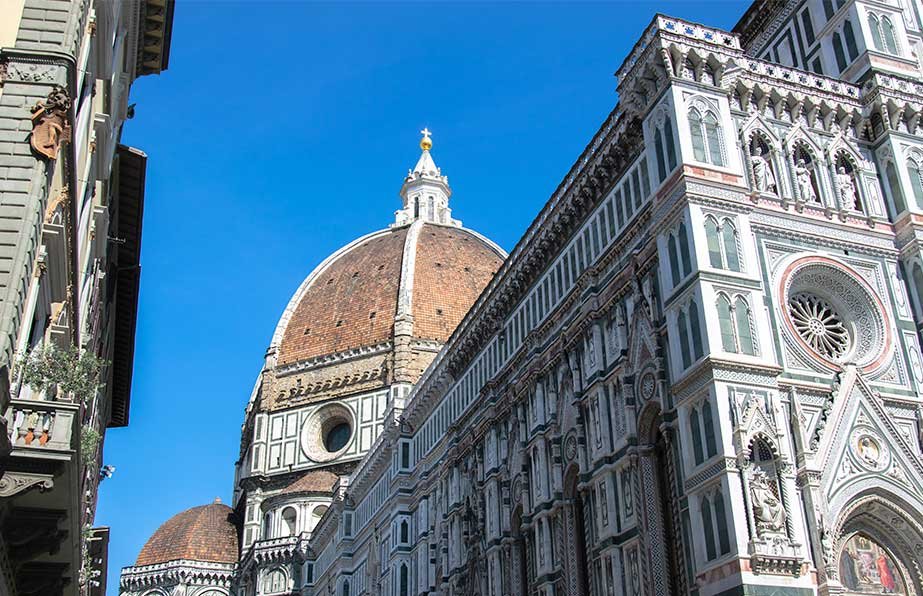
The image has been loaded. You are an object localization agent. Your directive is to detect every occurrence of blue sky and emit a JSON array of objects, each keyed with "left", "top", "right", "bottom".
[{"left": 100, "top": 0, "right": 748, "bottom": 589}]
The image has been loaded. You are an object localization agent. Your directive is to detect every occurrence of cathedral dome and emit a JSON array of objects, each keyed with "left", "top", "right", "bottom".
[
  {"left": 135, "top": 502, "right": 238, "bottom": 566},
  {"left": 273, "top": 222, "right": 503, "bottom": 366}
]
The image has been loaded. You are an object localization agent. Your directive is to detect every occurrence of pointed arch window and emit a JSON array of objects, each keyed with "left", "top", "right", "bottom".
[
  {"left": 704, "top": 216, "right": 742, "bottom": 272},
  {"left": 668, "top": 235, "right": 680, "bottom": 286},
  {"left": 843, "top": 20, "right": 858, "bottom": 61},
  {"left": 705, "top": 218, "right": 722, "bottom": 268},
  {"left": 735, "top": 297, "right": 756, "bottom": 355},
  {"left": 869, "top": 14, "right": 884, "bottom": 51},
  {"left": 715, "top": 294, "right": 757, "bottom": 355},
  {"left": 689, "top": 398, "right": 718, "bottom": 465},
  {"left": 400, "top": 563, "right": 409, "bottom": 596},
  {"left": 678, "top": 222, "right": 692, "bottom": 276},
  {"left": 912, "top": 264, "right": 923, "bottom": 319},
  {"left": 665, "top": 116, "right": 677, "bottom": 171},
  {"left": 689, "top": 299, "right": 704, "bottom": 360},
  {"left": 699, "top": 488, "right": 731, "bottom": 562},
  {"left": 885, "top": 162, "right": 907, "bottom": 215},
  {"left": 655, "top": 127, "right": 666, "bottom": 180},
  {"left": 688, "top": 107, "right": 725, "bottom": 167},
  {"left": 907, "top": 158, "right": 923, "bottom": 209},
  {"left": 717, "top": 295, "right": 736, "bottom": 352},
  {"left": 833, "top": 32, "right": 847, "bottom": 71},
  {"left": 883, "top": 16, "right": 899, "bottom": 54},
  {"left": 678, "top": 309, "right": 691, "bottom": 369}
]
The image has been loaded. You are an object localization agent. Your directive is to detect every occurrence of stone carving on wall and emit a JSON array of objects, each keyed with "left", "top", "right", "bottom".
[
  {"left": 30, "top": 86, "right": 71, "bottom": 160},
  {"left": 794, "top": 159, "right": 817, "bottom": 203},
  {"left": 750, "top": 469, "right": 786, "bottom": 535},
  {"left": 751, "top": 145, "right": 777, "bottom": 193}
]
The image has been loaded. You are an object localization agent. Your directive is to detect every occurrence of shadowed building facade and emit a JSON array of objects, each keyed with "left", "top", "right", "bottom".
[{"left": 125, "top": 0, "right": 923, "bottom": 595}]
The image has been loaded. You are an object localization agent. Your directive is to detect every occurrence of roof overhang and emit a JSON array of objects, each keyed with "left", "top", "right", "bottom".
[
  {"left": 136, "top": 0, "right": 176, "bottom": 76},
  {"left": 108, "top": 145, "right": 147, "bottom": 428}
]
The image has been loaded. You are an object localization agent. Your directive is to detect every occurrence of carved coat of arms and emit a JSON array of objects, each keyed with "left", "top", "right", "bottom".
[{"left": 30, "top": 86, "right": 71, "bottom": 160}]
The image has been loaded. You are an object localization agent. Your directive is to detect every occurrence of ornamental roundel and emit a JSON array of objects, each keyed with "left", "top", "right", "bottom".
[
  {"left": 778, "top": 256, "right": 891, "bottom": 372},
  {"left": 563, "top": 434, "right": 578, "bottom": 463},
  {"left": 637, "top": 370, "right": 657, "bottom": 403},
  {"left": 300, "top": 403, "right": 355, "bottom": 463},
  {"left": 849, "top": 429, "right": 890, "bottom": 472}
]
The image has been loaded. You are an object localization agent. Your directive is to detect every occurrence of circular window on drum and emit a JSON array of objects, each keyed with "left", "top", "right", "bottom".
[
  {"left": 301, "top": 403, "right": 354, "bottom": 463},
  {"left": 779, "top": 257, "right": 890, "bottom": 370}
]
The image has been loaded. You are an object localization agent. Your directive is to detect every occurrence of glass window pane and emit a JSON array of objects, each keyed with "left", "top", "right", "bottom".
[
  {"left": 702, "top": 402, "right": 717, "bottom": 456},
  {"left": 690, "top": 409, "right": 704, "bottom": 464},
  {"left": 705, "top": 219, "right": 723, "bottom": 268},
  {"left": 665, "top": 116, "right": 677, "bottom": 170},
  {"left": 701, "top": 500, "right": 717, "bottom": 560},
  {"left": 718, "top": 296, "right": 736, "bottom": 352},
  {"left": 714, "top": 492, "right": 731, "bottom": 555},
  {"left": 704, "top": 115, "right": 724, "bottom": 166},
  {"left": 679, "top": 222, "right": 692, "bottom": 276},
  {"left": 678, "top": 311, "right": 691, "bottom": 369},
  {"left": 655, "top": 127, "right": 666, "bottom": 181},
  {"left": 735, "top": 298, "right": 755, "bottom": 355},
  {"left": 690, "top": 112, "right": 707, "bottom": 162},
  {"left": 722, "top": 223, "right": 741, "bottom": 271},
  {"left": 844, "top": 20, "right": 858, "bottom": 60},
  {"left": 668, "top": 235, "right": 680, "bottom": 287},
  {"left": 690, "top": 300, "right": 704, "bottom": 360},
  {"left": 833, "top": 33, "right": 847, "bottom": 71},
  {"left": 883, "top": 17, "right": 898, "bottom": 54},
  {"left": 868, "top": 14, "right": 884, "bottom": 51}
]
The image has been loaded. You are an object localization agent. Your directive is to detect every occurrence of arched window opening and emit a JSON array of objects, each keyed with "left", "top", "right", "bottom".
[
  {"left": 311, "top": 505, "right": 328, "bottom": 531},
  {"left": 705, "top": 218, "right": 722, "bottom": 268},
  {"left": 734, "top": 297, "right": 756, "bottom": 355},
  {"left": 689, "top": 300, "right": 704, "bottom": 360},
  {"left": 717, "top": 295, "right": 736, "bottom": 352},
  {"left": 664, "top": 116, "right": 677, "bottom": 171},
  {"left": 868, "top": 14, "right": 884, "bottom": 51},
  {"left": 701, "top": 401, "right": 717, "bottom": 457},
  {"left": 668, "top": 234, "right": 680, "bottom": 286},
  {"left": 678, "top": 310, "right": 691, "bottom": 369},
  {"left": 721, "top": 221, "right": 741, "bottom": 271},
  {"left": 282, "top": 507, "right": 297, "bottom": 537},
  {"left": 844, "top": 20, "right": 858, "bottom": 60},
  {"left": 713, "top": 492, "right": 731, "bottom": 555},
  {"left": 400, "top": 520, "right": 409, "bottom": 543},
  {"left": 655, "top": 127, "right": 666, "bottom": 181},
  {"left": 342, "top": 579, "right": 350, "bottom": 596},
  {"left": 700, "top": 496, "right": 717, "bottom": 561},
  {"left": 833, "top": 32, "right": 847, "bottom": 71},
  {"left": 689, "top": 408, "right": 704, "bottom": 465},
  {"left": 885, "top": 162, "right": 907, "bottom": 216},
  {"left": 678, "top": 222, "right": 692, "bottom": 276},
  {"left": 399, "top": 564, "right": 409, "bottom": 596},
  {"left": 704, "top": 113, "right": 724, "bottom": 165},
  {"left": 883, "top": 16, "right": 899, "bottom": 54},
  {"left": 264, "top": 569, "right": 286, "bottom": 594},
  {"left": 908, "top": 158, "right": 923, "bottom": 209},
  {"left": 913, "top": 264, "right": 923, "bottom": 319},
  {"left": 689, "top": 107, "right": 724, "bottom": 166},
  {"left": 262, "top": 512, "right": 272, "bottom": 540}
]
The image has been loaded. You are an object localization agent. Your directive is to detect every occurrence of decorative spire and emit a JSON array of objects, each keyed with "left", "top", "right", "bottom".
[{"left": 393, "top": 128, "right": 461, "bottom": 228}]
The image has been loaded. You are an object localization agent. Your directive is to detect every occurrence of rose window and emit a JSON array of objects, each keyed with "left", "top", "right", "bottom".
[
  {"left": 778, "top": 257, "right": 891, "bottom": 371},
  {"left": 788, "top": 293, "right": 850, "bottom": 359}
]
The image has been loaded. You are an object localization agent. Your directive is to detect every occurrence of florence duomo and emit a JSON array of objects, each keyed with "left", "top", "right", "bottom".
[{"left": 4, "top": 0, "right": 923, "bottom": 595}]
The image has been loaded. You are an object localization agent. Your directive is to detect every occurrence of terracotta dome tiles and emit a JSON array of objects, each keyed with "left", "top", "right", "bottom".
[
  {"left": 412, "top": 225, "right": 503, "bottom": 343},
  {"left": 278, "top": 228, "right": 408, "bottom": 365},
  {"left": 135, "top": 503, "right": 238, "bottom": 566},
  {"left": 277, "top": 223, "right": 502, "bottom": 368}
]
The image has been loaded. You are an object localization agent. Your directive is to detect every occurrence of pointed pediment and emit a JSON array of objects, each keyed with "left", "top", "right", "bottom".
[{"left": 819, "top": 374, "right": 923, "bottom": 512}]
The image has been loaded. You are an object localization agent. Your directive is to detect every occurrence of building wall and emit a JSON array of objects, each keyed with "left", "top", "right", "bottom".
[
  {"left": 285, "top": 5, "right": 923, "bottom": 596},
  {"left": 0, "top": 1, "right": 172, "bottom": 594}
]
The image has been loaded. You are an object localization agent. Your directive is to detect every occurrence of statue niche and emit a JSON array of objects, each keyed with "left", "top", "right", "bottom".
[
  {"left": 750, "top": 136, "right": 778, "bottom": 195},
  {"left": 793, "top": 145, "right": 821, "bottom": 204}
]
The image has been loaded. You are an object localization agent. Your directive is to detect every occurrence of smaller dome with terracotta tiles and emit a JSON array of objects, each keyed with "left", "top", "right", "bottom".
[{"left": 135, "top": 501, "right": 238, "bottom": 566}]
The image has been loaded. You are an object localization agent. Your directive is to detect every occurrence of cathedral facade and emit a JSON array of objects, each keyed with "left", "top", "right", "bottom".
[{"left": 122, "top": 0, "right": 923, "bottom": 595}]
